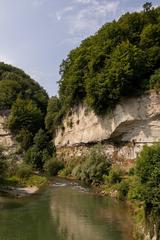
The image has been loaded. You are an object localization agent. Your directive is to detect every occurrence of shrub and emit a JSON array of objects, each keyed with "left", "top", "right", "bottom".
[
  {"left": 26, "top": 175, "right": 47, "bottom": 187},
  {"left": 104, "top": 166, "right": 124, "bottom": 185},
  {"left": 25, "top": 145, "right": 43, "bottom": 170},
  {"left": 77, "top": 145, "right": 111, "bottom": 184},
  {"left": 149, "top": 68, "right": 160, "bottom": 90},
  {"left": 117, "top": 179, "right": 130, "bottom": 200},
  {"left": 136, "top": 144, "right": 160, "bottom": 215},
  {"left": 71, "top": 164, "right": 82, "bottom": 178},
  {"left": 0, "top": 147, "right": 8, "bottom": 179},
  {"left": 44, "top": 158, "right": 64, "bottom": 176},
  {"left": 16, "top": 163, "right": 32, "bottom": 179},
  {"left": 25, "top": 129, "right": 54, "bottom": 171},
  {"left": 128, "top": 177, "right": 144, "bottom": 201}
]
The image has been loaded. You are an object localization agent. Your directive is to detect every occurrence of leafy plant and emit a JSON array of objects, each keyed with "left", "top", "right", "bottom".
[
  {"left": 76, "top": 145, "right": 111, "bottom": 184},
  {"left": 16, "top": 163, "right": 32, "bottom": 179},
  {"left": 44, "top": 158, "right": 64, "bottom": 176},
  {"left": 104, "top": 166, "right": 124, "bottom": 185}
]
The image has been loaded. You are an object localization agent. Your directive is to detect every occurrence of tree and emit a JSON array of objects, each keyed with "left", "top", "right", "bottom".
[
  {"left": 136, "top": 143, "right": 160, "bottom": 238},
  {"left": 8, "top": 97, "right": 43, "bottom": 134},
  {"left": 45, "top": 96, "right": 63, "bottom": 134},
  {"left": 149, "top": 68, "right": 160, "bottom": 90},
  {"left": 136, "top": 144, "right": 160, "bottom": 214},
  {"left": 16, "top": 129, "right": 33, "bottom": 151},
  {"left": 0, "top": 80, "right": 21, "bottom": 109},
  {"left": 0, "top": 147, "right": 8, "bottom": 179},
  {"left": 56, "top": 5, "right": 160, "bottom": 118},
  {"left": 33, "top": 129, "right": 49, "bottom": 149},
  {"left": 143, "top": 2, "right": 153, "bottom": 12},
  {"left": 25, "top": 129, "right": 54, "bottom": 170}
]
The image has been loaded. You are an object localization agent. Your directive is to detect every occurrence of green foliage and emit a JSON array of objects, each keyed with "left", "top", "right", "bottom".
[
  {"left": 59, "top": 161, "right": 76, "bottom": 177},
  {"left": 0, "top": 80, "right": 21, "bottom": 109},
  {"left": 104, "top": 166, "right": 124, "bottom": 185},
  {"left": 16, "top": 129, "right": 33, "bottom": 151},
  {"left": 8, "top": 98, "right": 43, "bottom": 134},
  {"left": 117, "top": 179, "right": 130, "bottom": 199},
  {"left": 45, "top": 96, "right": 64, "bottom": 134},
  {"left": 70, "top": 145, "right": 111, "bottom": 184},
  {"left": 0, "top": 63, "right": 48, "bottom": 113},
  {"left": 0, "top": 147, "right": 8, "bottom": 179},
  {"left": 33, "top": 128, "right": 50, "bottom": 149},
  {"left": 149, "top": 68, "right": 160, "bottom": 89},
  {"left": 0, "top": 62, "right": 49, "bottom": 158},
  {"left": 25, "top": 129, "right": 53, "bottom": 170},
  {"left": 136, "top": 143, "right": 160, "bottom": 215},
  {"left": 26, "top": 175, "right": 47, "bottom": 187},
  {"left": 16, "top": 163, "right": 32, "bottom": 179},
  {"left": 127, "top": 176, "right": 144, "bottom": 200},
  {"left": 44, "top": 158, "right": 64, "bottom": 176},
  {"left": 55, "top": 5, "right": 160, "bottom": 117}
]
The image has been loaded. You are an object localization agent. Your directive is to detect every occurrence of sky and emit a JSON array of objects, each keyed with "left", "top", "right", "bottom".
[{"left": 0, "top": 0, "right": 159, "bottom": 96}]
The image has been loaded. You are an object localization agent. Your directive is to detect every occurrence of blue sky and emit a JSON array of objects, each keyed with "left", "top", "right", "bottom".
[{"left": 0, "top": 0, "right": 159, "bottom": 96}]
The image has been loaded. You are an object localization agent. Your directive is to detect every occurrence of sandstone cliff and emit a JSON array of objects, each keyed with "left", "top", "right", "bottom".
[{"left": 55, "top": 91, "right": 160, "bottom": 166}]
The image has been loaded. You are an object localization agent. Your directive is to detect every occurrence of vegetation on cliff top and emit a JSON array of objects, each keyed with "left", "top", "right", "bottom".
[{"left": 45, "top": 3, "right": 160, "bottom": 134}]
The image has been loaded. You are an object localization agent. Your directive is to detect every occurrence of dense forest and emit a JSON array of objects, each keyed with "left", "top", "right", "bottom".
[
  {"left": 0, "top": 62, "right": 54, "bottom": 174},
  {"left": 45, "top": 3, "right": 160, "bottom": 135}
]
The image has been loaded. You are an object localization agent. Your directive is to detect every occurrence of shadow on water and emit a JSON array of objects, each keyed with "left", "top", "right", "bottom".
[{"left": 0, "top": 178, "right": 133, "bottom": 240}]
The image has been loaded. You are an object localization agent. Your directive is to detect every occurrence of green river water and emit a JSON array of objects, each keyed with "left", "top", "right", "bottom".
[{"left": 0, "top": 178, "right": 133, "bottom": 240}]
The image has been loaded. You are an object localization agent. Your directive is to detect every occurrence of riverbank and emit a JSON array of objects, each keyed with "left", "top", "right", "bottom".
[
  {"left": 0, "top": 185, "right": 39, "bottom": 197},
  {"left": 0, "top": 175, "right": 47, "bottom": 197}
]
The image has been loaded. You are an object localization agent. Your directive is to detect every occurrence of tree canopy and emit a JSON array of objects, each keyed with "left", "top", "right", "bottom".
[
  {"left": 57, "top": 5, "right": 160, "bottom": 115},
  {"left": 0, "top": 62, "right": 49, "bottom": 153}
]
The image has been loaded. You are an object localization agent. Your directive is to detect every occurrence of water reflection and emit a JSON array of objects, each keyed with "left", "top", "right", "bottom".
[
  {"left": 0, "top": 178, "right": 133, "bottom": 240},
  {"left": 49, "top": 179, "right": 133, "bottom": 240}
]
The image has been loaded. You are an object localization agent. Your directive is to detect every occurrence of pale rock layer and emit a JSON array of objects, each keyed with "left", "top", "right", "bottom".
[
  {"left": 55, "top": 91, "right": 160, "bottom": 165},
  {"left": 0, "top": 112, "right": 16, "bottom": 154}
]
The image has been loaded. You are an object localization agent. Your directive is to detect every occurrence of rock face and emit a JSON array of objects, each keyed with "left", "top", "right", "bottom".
[
  {"left": 0, "top": 112, "right": 16, "bottom": 155},
  {"left": 55, "top": 91, "right": 160, "bottom": 165}
]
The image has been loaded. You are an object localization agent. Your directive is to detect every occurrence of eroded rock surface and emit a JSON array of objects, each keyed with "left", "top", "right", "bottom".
[
  {"left": 0, "top": 112, "right": 16, "bottom": 154},
  {"left": 55, "top": 91, "right": 160, "bottom": 164}
]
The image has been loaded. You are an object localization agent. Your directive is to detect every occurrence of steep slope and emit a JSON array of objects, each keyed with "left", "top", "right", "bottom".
[
  {"left": 55, "top": 91, "right": 160, "bottom": 166},
  {"left": 0, "top": 62, "right": 48, "bottom": 158}
]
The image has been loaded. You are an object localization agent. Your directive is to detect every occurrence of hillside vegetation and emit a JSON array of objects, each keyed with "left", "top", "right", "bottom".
[
  {"left": 0, "top": 63, "right": 55, "bottom": 177},
  {"left": 45, "top": 3, "right": 160, "bottom": 135}
]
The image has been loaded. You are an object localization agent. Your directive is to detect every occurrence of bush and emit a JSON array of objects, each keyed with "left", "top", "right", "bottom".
[
  {"left": 136, "top": 143, "right": 160, "bottom": 214},
  {"left": 26, "top": 175, "right": 47, "bottom": 187},
  {"left": 77, "top": 145, "right": 111, "bottom": 184},
  {"left": 117, "top": 179, "right": 130, "bottom": 200},
  {"left": 16, "top": 163, "right": 32, "bottom": 179},
  {"left": 44, "top": 158, "right": 64, "bottom": 176},
  {"left": 104, "top": 166, "right": 124, "bottom": 185},
  {"left": 0, "top": 147, "right": 8, "bottom": 179},
  {"left": 25, "top": 129, "right": 54, "bottom": 171},
  {"left": 150, "top": 68, "right": 160, "bottom": 90},
  {"left": 128, "top": 177, "right": 144, "bottom": 200}
]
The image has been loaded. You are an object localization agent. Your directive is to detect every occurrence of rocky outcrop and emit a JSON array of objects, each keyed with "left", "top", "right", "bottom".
[
  {"left": 0, "top": 111, "right": 16, "bottom": 155},
  {"left": 55, "top": 91, "right": 160, "bottom": 165}
]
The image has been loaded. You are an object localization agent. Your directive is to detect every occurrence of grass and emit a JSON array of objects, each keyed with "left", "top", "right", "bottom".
[
  {"left": 0, "top": 175, "right": 47, "bottom": 188},
  {"left": 26, "top": 175, "right": 47, "bottom": 187}
]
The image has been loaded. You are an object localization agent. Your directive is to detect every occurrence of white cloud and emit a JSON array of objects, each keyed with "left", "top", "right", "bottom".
[
  {"left": 56, "top": 6, "right": 74, "bottom": 21},
  {"left": 56, "top": 0, "right": 119, "bottom": 45},
  {"left": 70, "top": 1, "right": 119, "bottom": 37}
]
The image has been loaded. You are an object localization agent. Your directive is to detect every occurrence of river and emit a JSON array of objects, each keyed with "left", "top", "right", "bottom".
[{"left": 0, "top": 178, "right": 133, "bottom": 240}]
